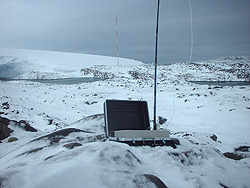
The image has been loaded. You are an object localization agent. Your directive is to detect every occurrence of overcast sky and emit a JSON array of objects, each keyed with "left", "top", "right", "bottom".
[{"left": 1, "top": 0, "right": 249, "bottom": 64}]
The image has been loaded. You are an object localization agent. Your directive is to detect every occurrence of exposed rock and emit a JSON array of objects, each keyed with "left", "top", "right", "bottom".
[
  {"left": 0, "top": 116, "right": 13, "bottom": 140},
  {"left": 80, "top": 67, "right": 114, "bottom": 78},
  {"left": 32, "top": 128, "right": 90, "bottom": 142},
  {"left": 213, "top": 86, "right": 223, "bottom": 89},
  {"left": 8, "top": 137, "right": 18, "bottom": 142},
  {"left": 158, "top": 116, "right": 167, "bottom": 125},
  {"left": 171, "top": 138, "right": 180, "bottom": 145},
  {"left": 13, "top": 147, "right": 45, "bottom": 158},
  {"left": 20, "top": 147, "right": 44, "bottom": 156},
  {"left": 44, "top": 155, "right": 56, "bottom": 161},
  {"left": 0, "top": 116, "right": 10, "bottom": 125},
  {"left": 50, "top": 137, "right": 62, "bottom": 145},
  {"left": 19, "top": 120, "right": 37, "bottom": 132},
  {"left": 2, "top": 102, "right": 10, "bottom": 109},
  {"left": 76, "top": 134, "right": 107, "bottom": 143},
  {"left": 128, "top": 70, "right": 140, "bottom": 79},
  {"left": 234, "top": 146, "right": 250, "bottom": 152},
  {"left": 63, "top": 142, "right": 82, "bottom": 149},
  {"left": 71, "top": 113, "right": 104, "bottom": 124},
  {"left": 144, "top": 174, "right": 168, "bottom": 188},
  {"left": 85, "top": 101, "right": 98, "bottom": 105},
  {"left": 0, "top": 116, "right": 37, "bottom": 140},
  {"left": 197, "top": 105, "right": 205, "bottom": 108},
  {"left": 220, "top": 183, "right": 230, "bottom": 188},
  {"left": 210, "top": 134, "right": 218, "bottom": 142},
  {"left": 223, "top": 152, "right": 243, "bottom": 160},
  {"left": 48, "top": 119, "right": 53, "bottom": 125},
  {"left": 182, "top": 133, "right": 192, "bottom": 137}
]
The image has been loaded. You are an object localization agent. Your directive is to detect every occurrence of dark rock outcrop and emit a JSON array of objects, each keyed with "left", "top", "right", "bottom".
[
  {"left": 210, "top": 134, "right": 218, "bottom": 142},
  {"left": 223, "top": 152, "right": 243, "bottom": 160},
  {"left": 32, "top": 128, "right": 91, "bottom": 144},
  {"left": 0, "top": 116, "right": 13, "bottom": 140},
  {"left": 158, "top": 116, "right": 167, "bottom": 125},
  {"left": 18, "top": 147, "right": 44, "bottom": 156},
  {"left": 18, "top": 120, "right": 37, "bottom": 132},
  {"left": 2, "top": 102, "right": 10, "bottom": 109},
  {"left": 144, "top": 174, "right": 168, "bottom": 188},
  {"left": 171, "top": 138, "right": 180, "bottom": 146},
  {"left": 234, "top": 146, "right": 250, "bottom": 152},
  {"left": 0, "top": 116, "right": 37, "bottom": 140},
  {"left": 63, "top": 142, "right": 82, "bottom": 149},
  {"left": 8, "top": 137, "right": 18, "bottom": 142}
]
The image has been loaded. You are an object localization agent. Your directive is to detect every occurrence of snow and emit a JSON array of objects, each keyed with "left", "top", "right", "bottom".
[
  {"left": 0, "top": 49, "right": 250, "bottom": 187},
  {"left": 0, "top": 48, "right": 142, "bottom": 79}
]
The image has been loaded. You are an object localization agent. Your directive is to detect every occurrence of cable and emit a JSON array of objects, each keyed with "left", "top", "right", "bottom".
[
  {"left": 166, "top": 1, "right": 193, "bottom": 126},
  {"left": 189, "top": 0, "right": 193, "bottom": 63},
  {"left": 166, "top": 87, "right": 176, "bottom": 126},
  {"left": 116, "top": 16, "right": 120, "bottom": 77}
]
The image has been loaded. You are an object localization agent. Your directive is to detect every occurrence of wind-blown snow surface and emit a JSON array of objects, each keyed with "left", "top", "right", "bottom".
[{"left": 0, "top": 49, "right": 250, "bottom": 187}]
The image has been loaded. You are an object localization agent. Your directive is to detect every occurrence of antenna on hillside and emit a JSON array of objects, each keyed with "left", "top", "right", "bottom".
[
  {"left": 153, "top": 0, "right": 160, "bottom": 130},
  {"left": 116, "top": 16, "right": 120, "bottom": 77}
]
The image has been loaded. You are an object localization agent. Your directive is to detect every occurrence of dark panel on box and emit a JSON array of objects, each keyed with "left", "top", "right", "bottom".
[{"left": 104, "top": 100, "right": 150, "bottom": 137}]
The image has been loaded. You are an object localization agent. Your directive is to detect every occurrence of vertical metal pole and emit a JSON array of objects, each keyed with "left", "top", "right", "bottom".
[
  {"left": 153, "top": 0, "right": 160, "bottom": 130},
  {"left": 116, "top": 16, "right": 120, "bottom": 77}
]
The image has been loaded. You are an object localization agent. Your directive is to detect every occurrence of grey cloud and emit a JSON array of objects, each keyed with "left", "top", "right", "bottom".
[{"left": 1, "top": 0, "right": 249, "bottom": 64}]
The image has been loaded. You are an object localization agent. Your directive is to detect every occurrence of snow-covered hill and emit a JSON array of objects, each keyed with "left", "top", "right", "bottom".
[
  {"left": 168, "top": 57, "right": 250, "bottom": 82},
  {"left": 0, "top": 49, "right": 143, "bottom": 79},
  {"left": 0, "top": 49, "right": 250, "bottom": 187},
  {"left": 1, "top": 49, "right": 249, "bottom": 81}
]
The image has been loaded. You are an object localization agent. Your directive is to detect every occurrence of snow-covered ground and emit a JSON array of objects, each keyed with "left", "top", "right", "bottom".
[{"left": 0, "top": 49, "right": 250, "bottom": 187}]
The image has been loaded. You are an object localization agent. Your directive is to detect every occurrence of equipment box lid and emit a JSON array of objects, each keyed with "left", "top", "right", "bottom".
[{"left": 104, "top": 100, "right": 150, "bottom": 137}]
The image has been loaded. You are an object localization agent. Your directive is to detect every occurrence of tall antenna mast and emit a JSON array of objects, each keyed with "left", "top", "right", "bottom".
[
  {"left": 116, "top": 16, "right": 120, "bottom": 77},
  {"left": 153, "top": 0, "right": 160, "bottom": 130}
]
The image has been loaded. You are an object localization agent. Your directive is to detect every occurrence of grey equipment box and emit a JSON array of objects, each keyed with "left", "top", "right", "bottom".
[{"left": 103, "top": 99, "right": 176, "bottom": 147}]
